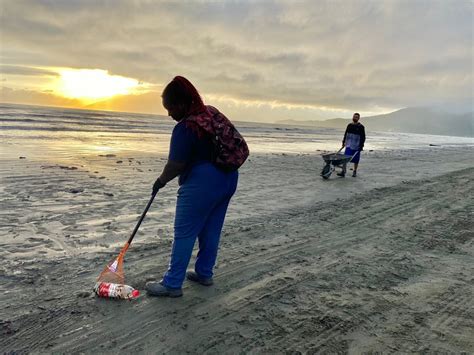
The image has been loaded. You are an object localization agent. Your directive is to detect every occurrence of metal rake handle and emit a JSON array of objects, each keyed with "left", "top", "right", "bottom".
[{"left": 127, "top": 191, "right": 157, "bottom": 245}]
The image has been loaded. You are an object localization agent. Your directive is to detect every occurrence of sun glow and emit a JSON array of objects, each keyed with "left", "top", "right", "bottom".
[{"left": 56, "top": 69, "right": 139, "bottom": 102}]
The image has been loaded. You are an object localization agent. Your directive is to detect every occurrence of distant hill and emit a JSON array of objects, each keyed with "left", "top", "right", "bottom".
[{"left": 279, "top": 107, "right": 474, "bottom": 137}]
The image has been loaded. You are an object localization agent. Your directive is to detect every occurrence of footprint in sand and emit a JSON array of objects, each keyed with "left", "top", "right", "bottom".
[{"left": 67, "top": 188, "right": 84, "bottom": 194}]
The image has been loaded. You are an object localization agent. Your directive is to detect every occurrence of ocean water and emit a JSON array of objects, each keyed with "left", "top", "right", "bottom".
[{"left": 1, "top": 103, "right": 473, "bottom": 162}]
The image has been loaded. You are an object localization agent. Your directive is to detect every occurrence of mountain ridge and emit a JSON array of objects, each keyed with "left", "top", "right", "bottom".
[{"left": 278, "top": 107, "right": 473, "bottom": 137}]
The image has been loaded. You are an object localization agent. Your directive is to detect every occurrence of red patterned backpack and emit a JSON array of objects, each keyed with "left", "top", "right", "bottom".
[{"left": 185, "top": 105, "right": 249, "bottom": 172}]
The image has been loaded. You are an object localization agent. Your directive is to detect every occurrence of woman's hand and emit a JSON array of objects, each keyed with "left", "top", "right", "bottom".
[
  {"left": 152, "top": 178, "right": 166, "bottom": 195},
  {"left": 152, "top": 160, "right": 187, "bottom": 195}
]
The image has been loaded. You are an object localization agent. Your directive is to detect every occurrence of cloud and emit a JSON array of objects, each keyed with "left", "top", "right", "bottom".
[
  {"left": 1, "top": 0, "right": 472, "bottom": 120},
  {"left": 1, "top": 86, "right": 82, "bottom": 107},
  {"left": 1, "top": 85, "right": 165, "bottom": 114},
  {"left": 0, "top": 65, "right": 58, "bottom": 77}
]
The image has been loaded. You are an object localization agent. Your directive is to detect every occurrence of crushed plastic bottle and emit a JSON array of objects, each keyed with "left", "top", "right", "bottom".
[{"left": 94, "top": 282, "right": 140, "bottom": 300}]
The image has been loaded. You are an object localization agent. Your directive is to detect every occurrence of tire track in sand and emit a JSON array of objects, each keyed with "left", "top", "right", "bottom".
[{"left": 99, "top": 183, "right": 445, "bottom": 352}]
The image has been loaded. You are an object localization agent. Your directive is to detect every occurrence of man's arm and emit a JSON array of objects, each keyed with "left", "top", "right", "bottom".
[
  {"left": 359, "top": 126, "right": 366, "bottom": 151},
  {"left": 342, "top": 124, "right": 350, "bottom": 146}
]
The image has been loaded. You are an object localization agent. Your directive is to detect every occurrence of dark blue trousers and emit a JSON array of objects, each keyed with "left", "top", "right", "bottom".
[{"left": 162, "top": 163, "right": 238, "bottom": 289}]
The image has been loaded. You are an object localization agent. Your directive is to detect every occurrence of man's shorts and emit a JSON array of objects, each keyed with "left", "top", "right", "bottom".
[{"left": 344, "top": 147, "right": 361, "bottom": 164}]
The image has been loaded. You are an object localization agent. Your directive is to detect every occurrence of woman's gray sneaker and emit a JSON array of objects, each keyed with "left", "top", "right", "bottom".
[
  {"left": 186, "top": 271, "right": 214, "bottom": 286},
  {"left": 145, "top": 281, "right": 183, "bottom": 297}
]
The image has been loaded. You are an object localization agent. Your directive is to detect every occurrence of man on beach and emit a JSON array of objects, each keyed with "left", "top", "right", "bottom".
[{"left": 338, "top": 112, "right": 365, "bottom": 177}]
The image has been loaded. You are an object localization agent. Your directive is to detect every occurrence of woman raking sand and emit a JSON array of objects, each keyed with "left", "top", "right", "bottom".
[{"left": 146, "top": 76, "right": 249, "bottom": 297}]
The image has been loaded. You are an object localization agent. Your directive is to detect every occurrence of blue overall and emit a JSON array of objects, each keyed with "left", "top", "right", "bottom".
[
  {"left": 161, "top": 120, "right": 239, "bottom": 289},
  {"left": 344, "top": 147, "right": 361, "bottom": 164}
]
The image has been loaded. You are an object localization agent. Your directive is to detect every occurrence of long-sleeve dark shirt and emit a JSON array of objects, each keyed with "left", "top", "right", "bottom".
[{"left": 342, "top": 123, "right": 366, "bottom": 150}]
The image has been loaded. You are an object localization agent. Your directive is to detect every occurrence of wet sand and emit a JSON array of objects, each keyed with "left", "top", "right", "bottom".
[{"left": 1, "top": 145, "right": 473, "bottom": 353}]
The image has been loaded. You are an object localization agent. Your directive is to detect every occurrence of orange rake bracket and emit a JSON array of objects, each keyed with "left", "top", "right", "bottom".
[{"left": 96, "top": 191, "right": 157, "bottom": 285}]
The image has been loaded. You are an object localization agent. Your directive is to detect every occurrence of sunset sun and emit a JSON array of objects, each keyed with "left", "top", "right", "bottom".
[{"left": 56, "top": 69, "right": 139, "bottom": 102}]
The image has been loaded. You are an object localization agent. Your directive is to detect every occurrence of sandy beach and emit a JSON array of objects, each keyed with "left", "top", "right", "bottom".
[{"left": 1, "top": 104, "right": 473, "bottom": 353}]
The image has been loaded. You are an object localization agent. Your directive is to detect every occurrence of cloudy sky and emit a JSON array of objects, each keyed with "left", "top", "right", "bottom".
[{"left": 1, "top": 0, "right": 472, "bottom": 122}]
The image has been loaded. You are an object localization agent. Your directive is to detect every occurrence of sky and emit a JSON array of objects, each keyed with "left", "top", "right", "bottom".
[{"left": 0, "top": 0, "right": 472, "bottom": 122}]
